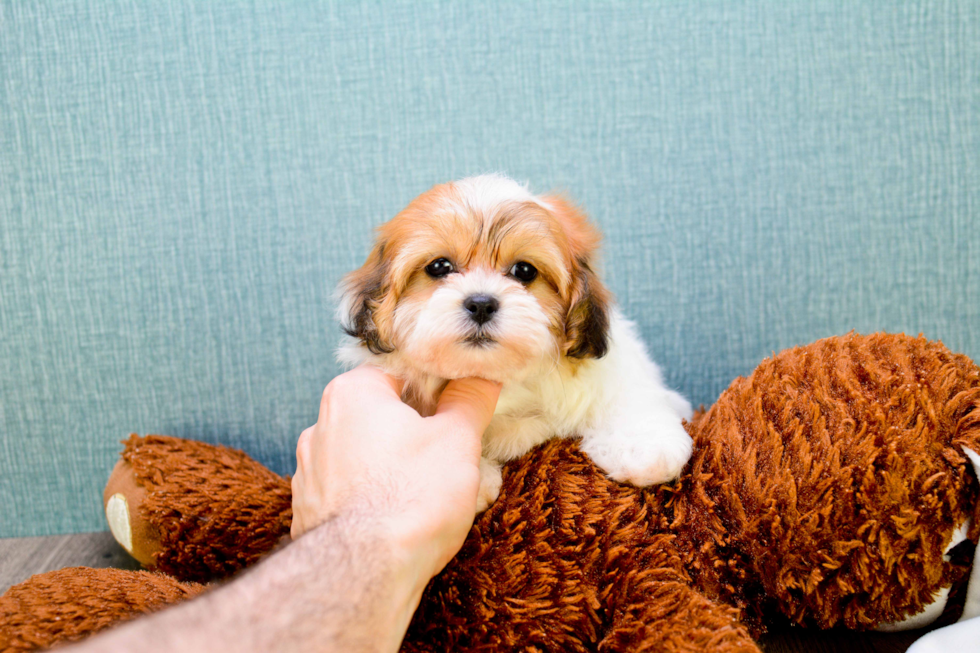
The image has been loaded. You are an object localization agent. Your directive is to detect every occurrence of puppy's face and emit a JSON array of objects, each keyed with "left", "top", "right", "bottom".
[{"left": 339, "top": 175, "right": 610, "bottom": 382}]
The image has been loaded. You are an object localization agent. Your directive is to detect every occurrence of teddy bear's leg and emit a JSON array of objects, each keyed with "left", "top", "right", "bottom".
[
  {"left": 0, "top": 567, "right": 204, "bottom": 652},
  {"left": 598, "top": 578, "right": 761, "bottom": 653},
  {"left": 104, "top": 434, "right": 292, "bottom": 583}
]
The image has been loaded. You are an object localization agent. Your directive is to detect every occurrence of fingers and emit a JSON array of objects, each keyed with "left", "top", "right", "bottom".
[
  {"left": 433, "top": 377, "right": 502, "bottom": 435},
  {"left": 317, "top": 365, "right": 406, "bottom": 424}
]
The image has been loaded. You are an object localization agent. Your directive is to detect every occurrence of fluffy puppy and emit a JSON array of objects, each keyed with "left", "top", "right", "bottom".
[{"left": 338, "top": 174, "right": 693, "bottom": 511}]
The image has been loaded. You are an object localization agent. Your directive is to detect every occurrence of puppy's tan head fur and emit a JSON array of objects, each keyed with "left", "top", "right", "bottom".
[{"left": 339, "top": 174, "right": 610, "bottom": 382}]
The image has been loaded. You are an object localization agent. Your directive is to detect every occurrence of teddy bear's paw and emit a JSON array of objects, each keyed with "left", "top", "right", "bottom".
[
  {"left": 476, "top": 457, "right": 503, "bottom": 513},
  {"left": 582, "top": 415, "right": 693, "bottom": 487}
]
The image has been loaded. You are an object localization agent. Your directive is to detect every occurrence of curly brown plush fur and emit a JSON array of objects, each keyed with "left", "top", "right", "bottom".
[
  {"left": 0, "top": 568, "right": 203, "bottom": 651},
  {"left": 407, "top": 440, "right": 760, "bottom": 652},
  {"left": 406, "top": 335, "right": 980, "bottom": 649},
  {"left": 2, "top": 333, "right": 979, "bottom": 652},
  {"left": 674, "top": 332, "right": 980, "bottom": 630}
]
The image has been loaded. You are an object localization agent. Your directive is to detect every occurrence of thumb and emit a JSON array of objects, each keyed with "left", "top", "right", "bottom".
[{"left": 433, "top": 377, "right": 502, "bottom": 435}]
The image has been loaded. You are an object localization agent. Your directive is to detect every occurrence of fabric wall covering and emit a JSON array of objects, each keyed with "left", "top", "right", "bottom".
[{"left": 1, "top": 1, "right": 978, "bottom": 536}]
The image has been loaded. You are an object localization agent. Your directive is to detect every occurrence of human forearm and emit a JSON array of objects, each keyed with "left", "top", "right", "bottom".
[{"left": 72, "top": 512, "right": 424, "bottom": 653}]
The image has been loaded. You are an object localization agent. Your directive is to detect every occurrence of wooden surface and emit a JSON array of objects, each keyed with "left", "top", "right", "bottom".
[
  {"left": 0, "top": 532, "right": 927, "bottom": 651},
  {"left": 0, "top": 531, "right": 140, "bottom": 594}
]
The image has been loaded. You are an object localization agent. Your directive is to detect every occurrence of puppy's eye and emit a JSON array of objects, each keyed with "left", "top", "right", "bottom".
[
  {"left": 510, "top": 261, "right": 538, "bottom": 283},
  {"left": 425, "top": 258, "right": 455, "bottom": 278}
]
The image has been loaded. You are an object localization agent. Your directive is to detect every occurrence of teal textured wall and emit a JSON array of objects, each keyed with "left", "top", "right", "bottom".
[{"left": 1, "top": 1, "right": 978, "bottom": 537}]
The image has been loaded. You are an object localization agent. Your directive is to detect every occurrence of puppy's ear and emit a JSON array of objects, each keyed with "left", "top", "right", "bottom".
[
  {"left": 337, "top": 242, "right": 393, "bottom": 355},
  {"left": 544, "top": 195, "right": 611, "bottom": 360},
  {"left": 564, "top": 260, "right": 611, "bottom": 359}
]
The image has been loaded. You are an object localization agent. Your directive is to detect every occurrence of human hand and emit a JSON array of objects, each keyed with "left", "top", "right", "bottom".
[{"left": 291, "top": 365, "right": 501, "bottom": 576}]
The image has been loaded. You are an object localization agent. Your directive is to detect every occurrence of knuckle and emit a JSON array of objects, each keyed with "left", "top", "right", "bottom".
[
  {"left": 298, "top": 426, "right": 313, "bottom": 445},
  {"left": 323, "top": 374, "right": 358, "bottom": 402},
  {"left": 295, "top": 435, "right": 312, "bottom": 465}
]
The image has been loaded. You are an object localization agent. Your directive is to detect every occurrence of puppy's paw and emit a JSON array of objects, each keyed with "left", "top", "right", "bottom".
[
  {"left": 583, "top": 415, "right": 693, "bottom": 487},
  {"left": 476, "top": 457, "right": 503, "bottom": 513}
]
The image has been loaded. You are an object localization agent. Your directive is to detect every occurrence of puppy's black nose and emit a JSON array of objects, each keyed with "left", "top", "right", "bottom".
[{"left": 463, "top": 294, "right": 499, "bottom": 325}]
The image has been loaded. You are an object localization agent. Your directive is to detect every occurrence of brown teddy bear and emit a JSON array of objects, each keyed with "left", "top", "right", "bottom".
[{"left": 2, "top": 333, "right": 980, "bottom": 652}]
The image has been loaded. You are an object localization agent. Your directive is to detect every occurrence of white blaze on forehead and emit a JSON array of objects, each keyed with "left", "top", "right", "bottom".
[
  {"left": 448, "top": 175, "right": 575, "bottom": 291},
  {"left": 391, "top": 177, "right": 571, "bottom": 286},
  {"left": 452, "top": 174, "right": 545, "bottom": 215}
]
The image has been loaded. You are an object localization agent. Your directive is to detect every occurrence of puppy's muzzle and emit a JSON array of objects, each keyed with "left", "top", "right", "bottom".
[{"left": 463, "top": 294, "right": 499, "bottom": 326}]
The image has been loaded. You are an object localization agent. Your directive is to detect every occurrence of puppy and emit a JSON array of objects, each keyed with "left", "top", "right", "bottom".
[{"left": 338, "top": 174, "right": 693, "bottom": 511}]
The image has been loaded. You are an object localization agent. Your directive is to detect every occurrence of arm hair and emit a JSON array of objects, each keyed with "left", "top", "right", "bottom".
[{"left": 71, "top": 510, "right": 422, "bottom": 653}]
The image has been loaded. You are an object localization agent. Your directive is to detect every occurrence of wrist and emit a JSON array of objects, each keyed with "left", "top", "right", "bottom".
[
  {"left": 313, "top": 507, "right": 437, "bottom": 647},
  {"left": 378, "top": 506, "right": 468, "bottom": 592},
  {"left": 323, "top": 490, "right": 462, "bottom": 586}
]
